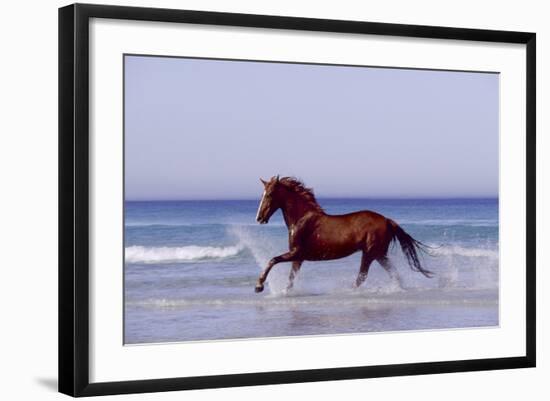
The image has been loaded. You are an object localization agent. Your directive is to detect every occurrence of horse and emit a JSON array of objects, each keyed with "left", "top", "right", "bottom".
[{"left": 254, "top": 176, "right": 434, "bottom": 293}]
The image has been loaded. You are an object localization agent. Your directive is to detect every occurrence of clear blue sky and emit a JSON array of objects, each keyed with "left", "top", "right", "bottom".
[{"left": 124, "top": 55, "right": 499, "bottom": 200}]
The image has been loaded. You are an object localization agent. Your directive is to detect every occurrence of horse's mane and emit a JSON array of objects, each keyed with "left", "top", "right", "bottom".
[{"left": 279, "top": 177, "right": 324, "bottom": 213}]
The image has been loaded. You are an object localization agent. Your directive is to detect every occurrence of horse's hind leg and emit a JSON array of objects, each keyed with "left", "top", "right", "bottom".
[
  {"left": 378, "top": 256, "right": 404, "bottom": 289},
  {"left": 286, "top": 261, "right": 303, "bottom": 291},
  {"left": 354, "top": 251, "right": 374, "bottom": 288}
]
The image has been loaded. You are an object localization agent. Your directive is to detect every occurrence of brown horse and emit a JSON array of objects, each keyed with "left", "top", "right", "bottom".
[{"left": 254, "top": 176, "right": 433, "bottom": 293}]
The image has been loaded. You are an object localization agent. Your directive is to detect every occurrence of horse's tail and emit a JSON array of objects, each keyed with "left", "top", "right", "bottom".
[{"left": 388, "top": 219, "right": 434, "bottom": 278}]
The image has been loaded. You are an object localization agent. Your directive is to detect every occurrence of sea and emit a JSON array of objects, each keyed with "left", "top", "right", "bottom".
[{"left": 124, "top": 198, "right": 499, "bottom": 344}]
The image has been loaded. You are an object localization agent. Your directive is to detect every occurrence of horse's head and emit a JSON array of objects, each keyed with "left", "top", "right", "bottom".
[{"left": 256, "top": 175, "right": 282, "bottom": 224}]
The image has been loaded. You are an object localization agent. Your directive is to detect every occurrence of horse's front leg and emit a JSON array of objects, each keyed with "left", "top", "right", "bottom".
[
  {"left": 286, "top": 260, "right": 303, "bottom": 291},
  {"left": 255, "top": 250, "right": 300, "bottom": 293}
]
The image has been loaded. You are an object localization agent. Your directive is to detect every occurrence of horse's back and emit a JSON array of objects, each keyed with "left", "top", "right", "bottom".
[
  {"left": 300, "top": 210, "right": 390, "bottom": 260},
  {"left": 324, "top": 210, "right": 388, "bottom": 229}
]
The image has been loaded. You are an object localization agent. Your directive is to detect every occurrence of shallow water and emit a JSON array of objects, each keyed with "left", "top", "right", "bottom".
[{"left": 124, "top": 198, "right": 498, "bottom": 344}]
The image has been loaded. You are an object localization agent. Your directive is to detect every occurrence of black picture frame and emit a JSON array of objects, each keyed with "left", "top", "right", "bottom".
[{"left": 59, "top": 3, "right": 536, "bottom": 397}]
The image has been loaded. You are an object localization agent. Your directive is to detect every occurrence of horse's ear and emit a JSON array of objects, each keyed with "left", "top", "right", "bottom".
[
  {"left": 260, "top": 178, "right": 267, "bottom": 186},
  {"left": 275, "top": 175, "right": 280, "bottom": 183}
]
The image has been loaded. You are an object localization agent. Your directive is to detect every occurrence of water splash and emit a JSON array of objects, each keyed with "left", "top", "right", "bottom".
[{"left": 228, "top": 225, "right": 291, "bottom": 294}]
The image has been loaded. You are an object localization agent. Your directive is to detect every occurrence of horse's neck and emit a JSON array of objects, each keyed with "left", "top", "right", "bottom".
[{"left": 280, "top": 195, "right": 321, "bottom": 228}]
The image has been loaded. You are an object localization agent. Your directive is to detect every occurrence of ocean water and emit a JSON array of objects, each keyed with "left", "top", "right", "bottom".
[{"left": 124, "top": 198, "right": 499, "bottom": 344}]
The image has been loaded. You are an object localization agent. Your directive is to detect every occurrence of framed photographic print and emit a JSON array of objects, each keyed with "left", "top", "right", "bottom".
[{"left": 58, "top": 3, "right": 536, "bottom": 397}]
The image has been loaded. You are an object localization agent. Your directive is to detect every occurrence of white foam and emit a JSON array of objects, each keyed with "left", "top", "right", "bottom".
[
  {"left": 125, "top": 245, "right": 243, "bottom": 263},
  {"left": 400, "top": 218, "right": 498, "bottom": 227},
  {"left": 432, "top": 245, "right": 498, "bottom": 259},
  {"left": 127, "top": 288, "right": 498, "bottom": 310}
]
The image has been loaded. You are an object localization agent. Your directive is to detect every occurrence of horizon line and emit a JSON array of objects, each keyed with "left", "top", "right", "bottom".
[{"left": 124, "top": 195, "right": 499, "bottom": 202}]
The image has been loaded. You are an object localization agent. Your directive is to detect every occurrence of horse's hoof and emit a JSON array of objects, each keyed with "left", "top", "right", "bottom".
[{"left": 255, "top": 284, "right": 264, "bottom": 293}]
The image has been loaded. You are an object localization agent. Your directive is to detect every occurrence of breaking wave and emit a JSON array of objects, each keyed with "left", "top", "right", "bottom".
[
  {"left": 125, "top": 245, "right": 244, "bottom": 263},
  {"left": 432, "top": 245, "right": 498, "bottom": 259}
]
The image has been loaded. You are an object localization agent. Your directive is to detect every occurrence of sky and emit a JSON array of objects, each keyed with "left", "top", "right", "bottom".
[{"left": 124, "top": 55, "right": 499, "bottom": 200}]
